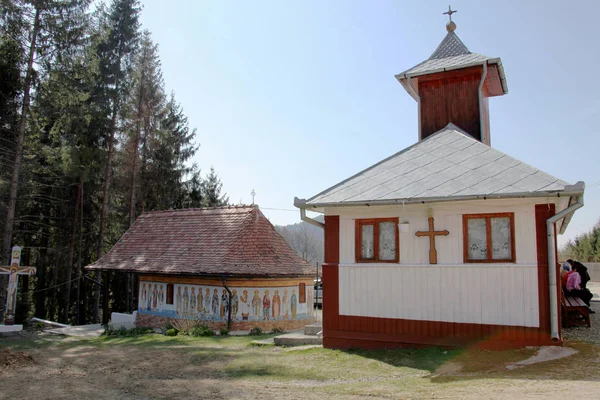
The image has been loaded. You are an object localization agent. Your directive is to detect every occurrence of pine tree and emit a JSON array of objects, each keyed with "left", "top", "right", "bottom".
[
  {"left": 1, "top": 0, "right": 92, "bottom": 321},
  {"left": 125, "top": 29, "right": 164, "bottom": 226},
  {"left": 202, "top": 167, "right": 229, "bottom": 207},
  {"left": 95, "top": 0, "right": 140, "bottom": 259}
]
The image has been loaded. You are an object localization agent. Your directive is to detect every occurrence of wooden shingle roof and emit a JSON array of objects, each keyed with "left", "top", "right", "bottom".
[{"left": 86, "top": 206, "right": 314, "bottom": 277}]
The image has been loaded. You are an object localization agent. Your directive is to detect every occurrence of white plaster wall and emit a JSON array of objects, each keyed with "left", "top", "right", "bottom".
[
  {"left": 327, "top": 198, "right": 558, "bottom": 327},
  {"left": 333, "top": 198, "right": 555, "bottom": 265}
]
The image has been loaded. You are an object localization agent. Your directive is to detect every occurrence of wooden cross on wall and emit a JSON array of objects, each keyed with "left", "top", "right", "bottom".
[
  {"left": 415, "top": 217, "right": 449, "bottom": 264},
  {"left": 0, "top": 246, "right": 36, "bottom": 325}
]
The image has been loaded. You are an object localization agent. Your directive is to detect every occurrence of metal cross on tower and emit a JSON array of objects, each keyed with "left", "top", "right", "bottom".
[
  {"left": 443, "top": 5, "right": 457, "bottom": 21},
  {"left": 251, "top": 189, "right": 256, "bottom": 205}
]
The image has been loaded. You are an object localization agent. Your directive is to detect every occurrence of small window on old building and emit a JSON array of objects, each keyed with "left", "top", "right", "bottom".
[
  {"left": 166, "top": 283, "right": 174, "bottom": 304},
  {"left": 299, "top": 283, "right": 306, "bottom": 303},
  {"left": 463, "top": 213, "right": 515, "bottom": 263},
  {"left": 355, "top": 218, "right": 399, "bottom": 263}
]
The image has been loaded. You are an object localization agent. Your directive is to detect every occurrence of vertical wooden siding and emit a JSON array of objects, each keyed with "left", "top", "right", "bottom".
[
  {"left": 419, "top": 72, "right": 482, "bottom": 141},
  {"left": 338, "top": 265, "right": 539, "bottom": 327}
]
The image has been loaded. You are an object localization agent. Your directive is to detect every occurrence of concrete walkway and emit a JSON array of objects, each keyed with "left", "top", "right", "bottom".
[{"left": 45, "top": 324, "right": 104, "bottom": 338}]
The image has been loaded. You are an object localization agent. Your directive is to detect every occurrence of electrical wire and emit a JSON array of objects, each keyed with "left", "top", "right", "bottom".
[{"left": 32, "top": 276, "right": 80, "bottom": 293}]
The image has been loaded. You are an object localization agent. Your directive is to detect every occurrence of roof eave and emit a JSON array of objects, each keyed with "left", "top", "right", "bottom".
[
  {"left": 303, "top": 187, "right": 585, "bottom": 210},
  {"left": 84, "top": 266, "right": 315, "bottom": 278},
  {"left": 395, "top": 58, "right": 508, "bottom": 95}
]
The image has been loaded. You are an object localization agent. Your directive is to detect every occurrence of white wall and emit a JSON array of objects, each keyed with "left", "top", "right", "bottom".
[
  {"left": 338, "top": 264, "right": 539, "bottom": 327},
  {"left": 328, "top": 198, "right": 557, "bottom": 327}
]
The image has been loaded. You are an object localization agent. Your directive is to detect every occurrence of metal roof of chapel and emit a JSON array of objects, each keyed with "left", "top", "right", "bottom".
[{"left": 302, "top": 124, "right": 577, "bottom": 208}]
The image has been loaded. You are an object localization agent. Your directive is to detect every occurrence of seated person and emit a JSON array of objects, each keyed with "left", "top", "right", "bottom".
[
  {"left": 567, "top": 262, "right": 594, "bottom": 311},
  {"left": 560, "top": 261, "right": 572, "bottom": 280}
]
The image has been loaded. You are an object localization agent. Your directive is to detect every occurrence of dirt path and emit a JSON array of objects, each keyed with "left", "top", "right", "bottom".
[{"left": 2, "top": 335, "right": 600, "bottom": 400}]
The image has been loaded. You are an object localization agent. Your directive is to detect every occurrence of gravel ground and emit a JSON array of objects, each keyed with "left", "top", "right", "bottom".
[{"left": 562, "top": 301, "right": 599, "bottom": 344}]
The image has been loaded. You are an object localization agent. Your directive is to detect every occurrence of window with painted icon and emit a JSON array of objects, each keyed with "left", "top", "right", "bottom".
[
  {"left": 355, "top": 218, "right": 399, "bottom": 263},
  {"left": 463, "top": 213, "right": 515, "bottom": 263}
]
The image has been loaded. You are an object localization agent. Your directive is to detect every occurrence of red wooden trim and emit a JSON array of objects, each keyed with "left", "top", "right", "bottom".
[
  {"left": 462, "top": 213, "right": 516, "bottom": 263},
  {"left": 535, "top": 204, "right": 555, "bottom": 336},
  {"left": 324, "top": 315, "right": 560, "bottom": 350},
  {"left": 355, "top": 217, "right": 399, "bottom": 263},
  {"left": 324, "top": 216, "right": 340, "bottom": 264},
  {"left": 322, "top": 263, "right": 339, "bottom": 331}
]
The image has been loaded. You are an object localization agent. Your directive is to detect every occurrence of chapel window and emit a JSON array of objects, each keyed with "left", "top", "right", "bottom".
[
  {"left": 166, "top": 283, "right": 174, "bottom": 304},
  {"left": 463, "top": 213, "right": 515, "bottom": 263},
  {"left": 355, "top": 218, "right": 399, "bottom": 263},
  {"left": 299, "top": 283, "right": 306, "bottom": 303}
]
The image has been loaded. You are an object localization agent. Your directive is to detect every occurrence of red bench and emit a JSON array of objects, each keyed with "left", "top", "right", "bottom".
[{"left": 562, "top": 294, "right": 590, "bottom": 328}]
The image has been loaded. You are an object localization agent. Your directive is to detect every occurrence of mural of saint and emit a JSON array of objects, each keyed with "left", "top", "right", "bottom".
[
  {"left": 282, "top": 289, "right": 289, "bottom": 319},
  {"left": 183, "top": 286, "right": 190, "bottom": 317},
  {"left": 176, "top": 286, "right": 182, "bottom": 316},
  {"left": 211, "top": 289, "right": 219, "bottom": 316},
  {"left": 141, "top": 283, "right": 147, "bottom": 303},
  {"left": 190, "top": 287, "right": 197, "bottom": 316},
  {"left": 252, "top": 290, "right": 261, "bottom": 320},
  {"left": 152, "top": 284, "right": 158, "bottom": 311},
  {"left": 262, "top": 290, "right": 271, "bottom": 321},
  {"left": 240, "top": 290, "right": 249, "bottom": 320},
  {"left": 272, "top": 290, "right": 281, "bottom": 320},
  {"left": 291, "top": 289, "right": 297, "bottom": 319},
  {"left": 197, "top": 287, "right": 203, "bottom": 313},
  {"left": 220, "top": 289, "right": 229, "bottom": 319},
  {"left": 158, "top": 284, "right": 164, "bottom": 306},
  {"left": 147, "top": 284, "right": 153, "bottom": 311},
  {"left": 204, "top": 288, "right": 211, "bottom": 313},
  {"left": 231, "top": 289, "right": 239, "bottom": 319}
]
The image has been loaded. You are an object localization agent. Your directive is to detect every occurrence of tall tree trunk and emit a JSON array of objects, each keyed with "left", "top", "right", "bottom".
[
  {"left": 96, "top": 56, "right": 122, "bottom": 321},
  {"left": 127, "top": 83, "right": 145, "bottom": 314},
  {"left": 76, "top": 182, "right": 84, "bottom": 325},
  {"left": 1, "top": 7, "right": 42, "bottom": 321},
  {"left": 129, "top": 88, "right": 144, "bottom": 227},
  {"left": 62, "top": 181, "right": 82, "bottom": 322}
]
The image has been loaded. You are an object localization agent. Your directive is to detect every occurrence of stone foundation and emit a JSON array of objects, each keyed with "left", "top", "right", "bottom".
[{"left": 136, "top": 313, "right": 316, "bottom": 332}]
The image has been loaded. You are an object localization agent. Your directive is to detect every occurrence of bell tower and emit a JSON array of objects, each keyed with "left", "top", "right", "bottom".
[{"left": 395, "top": 7, "right": 507, "bottom": 145}]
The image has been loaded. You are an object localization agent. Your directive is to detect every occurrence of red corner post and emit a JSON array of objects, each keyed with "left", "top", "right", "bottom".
[
  {"left": 323, "top": 216, "right": 340, "bottom": 345},
  {"left": 534, "top": 203, "right": 558, "bottom": 341}
]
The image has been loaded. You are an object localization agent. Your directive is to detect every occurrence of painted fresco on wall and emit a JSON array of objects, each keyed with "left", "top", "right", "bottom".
[
  {"left": 139, "top": 282, "right": 166, "bottom": 312},
  {"left": 138, "top": 282, "right": 314, "bottom": 321}
]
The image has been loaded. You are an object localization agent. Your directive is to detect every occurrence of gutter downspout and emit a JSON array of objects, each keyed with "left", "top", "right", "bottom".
[
  {"left": 546, "top": 191, "right": 584, "bottom": 341},
  {"left": 294, "top": 198, "right": 324, "bottom": 229},
  {"left": 477, "top": 62, "right": 488, "bottom": 145},
  {"left": 222, "top": 276, "right": 232, "bottom": 331},
  {"left": 300, "top": 208, "right": 324, "bottom": 229}
]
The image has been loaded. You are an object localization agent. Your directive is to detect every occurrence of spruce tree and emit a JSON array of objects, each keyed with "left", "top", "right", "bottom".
[{"left": 202, "top": 167, "right": 229, "bottom": 207}]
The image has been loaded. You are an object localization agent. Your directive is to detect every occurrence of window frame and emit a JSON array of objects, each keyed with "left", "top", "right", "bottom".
[
  {"left": 355, "top": 217, "right": 399, "bottom": 263},
  {"left": 299, "top": 283, "right": 306, "bottom": 303},
  {"left": 462, "top": 212, "right": 516, "bottom": 263}
]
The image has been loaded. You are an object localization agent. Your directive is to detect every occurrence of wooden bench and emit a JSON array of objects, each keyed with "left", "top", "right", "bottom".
[{"left": 562, "top": 294, "right": 590, "bottom": 328}]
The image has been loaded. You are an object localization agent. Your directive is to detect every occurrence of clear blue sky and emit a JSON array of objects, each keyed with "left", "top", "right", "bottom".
[{"left": 138, "top": 0, "right": 599, "bottom": 247}]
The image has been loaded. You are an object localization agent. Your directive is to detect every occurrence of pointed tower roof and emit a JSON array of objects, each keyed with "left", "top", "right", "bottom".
[
  {"left": 395, "top": 21, "right": 508, "bottom": 101},
  {"left": 429, "top": 30, "right": 470, "bottom": 59}
]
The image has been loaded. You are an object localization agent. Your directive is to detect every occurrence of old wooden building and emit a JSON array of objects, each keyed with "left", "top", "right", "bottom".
[
  {"left": 86, "top": 206, "right": 316, "bottom": 331},
  {"left": 294, "top": 18, "right": 585, "bottom": 349}
]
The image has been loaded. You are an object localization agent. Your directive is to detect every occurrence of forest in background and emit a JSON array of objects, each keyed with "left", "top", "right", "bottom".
[
  {"left": 0, "top": 0, "right": 228, "bottom": 325},
  {"left": 561, "top": 219, "right": 600, "bottom": 263}
]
